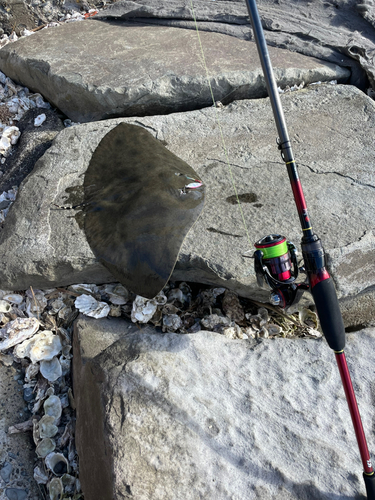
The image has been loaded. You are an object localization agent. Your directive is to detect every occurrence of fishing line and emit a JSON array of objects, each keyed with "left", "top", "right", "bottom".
[{"left": 189, "top": 0, "right": 253, "bottom": 247}]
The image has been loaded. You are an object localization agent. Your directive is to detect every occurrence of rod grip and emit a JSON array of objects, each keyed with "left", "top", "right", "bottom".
[
  {"left": 364, "top": 473, "right": 375, "bottom": 500},
  {"left": 311, "top": 278, "right": 345, "bottom": 351}
]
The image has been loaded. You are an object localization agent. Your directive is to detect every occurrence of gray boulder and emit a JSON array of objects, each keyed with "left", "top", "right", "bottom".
[
  {"left": 95, "top": 0, "right": 375, "bottom": 90},
  {"left": 0, "top": 83, "right": 374, "bottom": 327},
  {"left": 73, "top": 315, "right": 375, "bottom": 499},
  {"left": 0, "top": 19, "right": 349, "bottom": 122},
  {"left": 0, "top": 108, "right": 64, "bottom": 193}
]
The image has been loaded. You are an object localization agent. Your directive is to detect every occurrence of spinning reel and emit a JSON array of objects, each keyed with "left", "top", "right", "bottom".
[{"left": 254, "top": 234, "right": 308, "bottom": 308}]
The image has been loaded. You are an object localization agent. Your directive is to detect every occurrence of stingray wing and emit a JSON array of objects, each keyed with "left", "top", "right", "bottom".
[{"left": 84, "top": 123, "right": 205, "bottom": 298}]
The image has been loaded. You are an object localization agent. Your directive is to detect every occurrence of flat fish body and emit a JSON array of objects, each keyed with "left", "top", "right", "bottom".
[{"left": 83, "top": 123, "right": 205, "bottom": 299}]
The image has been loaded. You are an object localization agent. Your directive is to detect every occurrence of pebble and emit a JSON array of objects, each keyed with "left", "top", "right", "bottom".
[
  {"left": 23, "top": 386, "right": 34, "bottom": 402},
  {"left": 5, "top": 489, "right": 28, "bottom": 500},
  {"left": 0, "top": 462, "right": 13, "bottom": 482}
]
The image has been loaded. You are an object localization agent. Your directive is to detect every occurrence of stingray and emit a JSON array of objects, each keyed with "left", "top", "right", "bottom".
[{"left": 83, "top": 123, "right": 205, "bottom": 299}]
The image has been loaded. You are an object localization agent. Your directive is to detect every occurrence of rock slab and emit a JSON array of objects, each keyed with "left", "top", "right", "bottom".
[
  {"left": 0, "top": 19, "right": 349, "bottom": 122},
  {"left": 73, "top": 315, "right": 375, "bottom": 499},
  {"left": 0, "top": 84, "right": 374, "bottom": 326}
]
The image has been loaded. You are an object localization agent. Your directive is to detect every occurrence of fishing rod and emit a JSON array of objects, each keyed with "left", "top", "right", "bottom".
[{"left": 244, "top": 0, "right": 375, "bottom": 497}]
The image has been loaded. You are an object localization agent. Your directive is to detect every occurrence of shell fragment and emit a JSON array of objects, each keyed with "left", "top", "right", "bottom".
[{"left": 0, "top": 317, "right": 40, "bottom": 350}]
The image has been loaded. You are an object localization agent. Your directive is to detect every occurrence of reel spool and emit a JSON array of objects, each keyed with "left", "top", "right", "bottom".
[{"left": 253, "top": 234, "right": 306, "bottom": 308}]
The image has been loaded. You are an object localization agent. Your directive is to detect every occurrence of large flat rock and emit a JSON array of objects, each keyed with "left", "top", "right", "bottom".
[
  {"left": 94, "top": 0, "right": 375, "bottom": 91},
  {"left": 0, "top": 84, "right": 374, "bottom": 327},
  {"left": 73, "top": 315, "right": 375, "bottom": 499},
  {"left": 0, "top": 19, "right": 349, "bottom": 122}
]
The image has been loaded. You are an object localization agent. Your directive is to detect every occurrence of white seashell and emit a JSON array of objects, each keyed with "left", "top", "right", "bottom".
[
  {"left": 69, "top": 283, "right": 99, "bottom": 295},
  {"left": 8, "top": 33, "right": 18, "bottom": 43},
  {"left": 3, "top": 125, "right": 21, "bottom": 145},
  {"left": 201, "top": 314, "right": 231, "bottom": 330},
  {"left": 25, "top": 289, "right": 47, "bottom": 318},
  {"left": 298, "top": 306, "right": 318, "bottom": 329},
  {"left": 102, "top": 283, "right": 129, "bottom": 305},
  {"left": 48, "top": 477, "right": 64, "bottom": 500},
  {"left": 29, "top": 332, "right": 62, "bottom": 363},
  {"left": 0, "top": 134, "right": 10, "bottom": 155},
  {"left": 0, "top": 317, "right": 40, "bottom": 350},
  {"left": 3, "top": 293, "right": 23, "bottom": 305},
  {"left": 36, "top": 437, "right": 56, "bottom": 458},
  {"left": 38, "top": 415, "right": 58, "bottom": 438},
  {"left": 48, "top": 296, "right": 65, "bottom": 314},
  {"left": 61, "top": 473, "right": 77, "bottom": 494},
  {"left": 58, "top": 305, "right": 72, "bottom": 320},
  {"left": 34, "top": 113, "right": 46, "bottom": 127},
  {"left": 33, "top": 465, "right": 49, "bottom": 484},
  {"left": 14, "top": 330, "right": 62, "bottom": 363},
  {"left": 59, "top": 355, "right": 71, "bottom": 376},
  {"left": 268, "top": 324, "right": 283, "bottom": 336},
  {"left": 109, "top": 304, "right": 121, "bottom": 317},
  {"left": 74, "top": 294, "right": 110, "bottom": 319},
  {"left": 45, "top": 452, "right": 70, "bottom": 475},
  {"left": 20, "top": 28, "right": 33, "bottom": 36},
  {"left": 0, "top": 299, "right": 12, "bottom": 313},
  {"left": 29, "top": 93, "right": 50, "bottom": 109},
  {"left": 43, "top": 395, "right": 62, "bottom": 421},
  {"left": 6, "top": 97, "right": 19, "bottom": 113},
  {"left": 131, "top": 296, "right": 157, "bottom": 323},
  {"left": 40, "top": 356, "right": 62, "bottom": 382},
  {"left": 25, "top": 362, "right": 39, "bottom": 382},
  {"left": 222, "top": 324, "right": 244, "bottom": 339},
  {"left": 162, "top": 314, "right": 182, "bottom": 332}
]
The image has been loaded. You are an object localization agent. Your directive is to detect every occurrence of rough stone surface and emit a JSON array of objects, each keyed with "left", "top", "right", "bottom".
[
  {"left": 0, "top": 84, "right": 374, "bottom": 326},
  {"left": 0, "top": 108, "right": 64, "bottom": 193},
  {"left": 73, "top": 315, "right": 375, "bottom": 500},
  {"left": 95, "top": 0, "right": 375, "bottom": 91},
  {"left": 0, "top": 19, "right": 349, "bottom": 122},
  {"left": 0, "top": 362, "right": 40, "bottom": 499}
]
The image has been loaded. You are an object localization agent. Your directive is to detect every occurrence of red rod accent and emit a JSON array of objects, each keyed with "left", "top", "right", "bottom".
[
  {"left": 310, "top": 269, "right": 330, "bottom": 288},
  {"left": 335, "top": 352, "right": 373, "bottom": 474},
  {"left": 291, "top": 179, "right": 307, "bottom": 213}
]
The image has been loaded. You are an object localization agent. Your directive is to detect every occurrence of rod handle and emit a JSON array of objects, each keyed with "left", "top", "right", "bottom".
[
  {"left": 364, "top": 473, "right": 375, "bottom": 499},
  {"left": 311, "top": 278, "right": 345, "bottom": 351}
]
